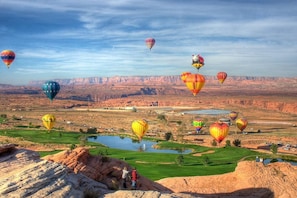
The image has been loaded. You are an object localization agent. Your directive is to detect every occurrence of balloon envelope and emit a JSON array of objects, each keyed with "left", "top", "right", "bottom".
[
  {"left": 236, "top": 118, "right": 248, "bottom": 132},
  {"left": 145, "top": 38, "right": 155, "bottom": 50},
  {"left": 217, "top": 72, "right": 228, "bottom": 84},
  {"left": 229, "top": 111, "right": 238, "bottom": 121},
  {"left": 42, "top": 114, "right": 56, "bottom": 130},
  {"left": 193, "top": 118, "right": 204, "bottom": 132},
  {"left": 180, "top": 72, "right": 191, "bottom": 83},
  {"left": 42, "top": 81, "right": 60, "bottom": 101},
  {"left": 132, "top": 119, "right": 149, "bottom": 141},
  {"left": 184, "top": 73, "right": 205, "bottom": 96},
  {"left": 209, "top": 122, "right": 229, "bottom": 143},
  {"left": 192, "top": 54, "right": 204, "bottom": 70},
  {"left": 1, "top": 50, "right": 15, "bottom": 68}
]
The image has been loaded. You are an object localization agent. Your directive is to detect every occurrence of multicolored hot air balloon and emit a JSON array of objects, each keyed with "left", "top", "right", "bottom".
[
  {"left": 229, "top": 111, "right": 238, "bottom": 121},
  {"left": 180, "top": 72, "right": 191, "bottom": 83},
  {"left": 1, "top": 50, "right": 15, "bottom": 68},
  {"left": 236, "top": 118, "right": 248, "bottom": 132},
  {"left": 217, "top": 72, "right": 228, "bottom": 84},
  {"left": 42, "top": 114, "right": 56, "bottom": 131},
  {"left": 184, "top": 73, "right": 205, "bottom": 96},
  {"left": 132, "top": 119, "right": 149, "bottom": 141},
  {"left": 145, "top": 38, "right": 155, "bottom": 50},
  {"left": 193, "top": 118, "right": 205, "bottom": 133},
  {"left": 209, "top": 122, "right": 229, "bottom": 143},
  {"left": 192, "top": 54, "right": 204, "bottom": 70},
  {"left": 42, "top": 81, "right": 60, "bottom": 101}
]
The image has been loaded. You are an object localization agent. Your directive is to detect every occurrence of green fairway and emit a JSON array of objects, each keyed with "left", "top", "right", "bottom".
[{"left": 1, "top": 129, "right": 295, "bottom": 181}]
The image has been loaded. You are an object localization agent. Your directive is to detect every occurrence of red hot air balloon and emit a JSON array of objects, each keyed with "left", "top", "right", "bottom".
[
  {"left": 145, "top": 38, "right": 155, "bottom": 50},
  {"left": 217, "top": 72, "right": 228, "bottom": 84},
  {"left": 1, "top": 50, "right": 15, "bottom": 68},
  {"left": 184, "top": 73, "right": 205, "bottom": 96}
]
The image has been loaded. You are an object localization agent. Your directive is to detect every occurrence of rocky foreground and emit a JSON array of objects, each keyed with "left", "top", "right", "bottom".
[{"left": 0, "top": 144, "right": 297, "bottom": 198}]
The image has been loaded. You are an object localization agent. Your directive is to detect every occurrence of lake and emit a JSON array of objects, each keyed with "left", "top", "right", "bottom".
[
  {"left": 88, "top": 135, "right": 192, "bottom": 154},
  {"left": 182, "top": 109, "right": 230, "bottom": 115}
]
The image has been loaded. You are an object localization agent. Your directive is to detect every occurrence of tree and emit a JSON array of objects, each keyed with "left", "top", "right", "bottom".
[
  {"left": 175, "top": 154, "right": 184, "bottom": 166},
  {"left": 233, "top": 139, "right": 241, "bottom": 147},
  {"left": 270, "top": 143, "right": 278, "bottom": 154}
]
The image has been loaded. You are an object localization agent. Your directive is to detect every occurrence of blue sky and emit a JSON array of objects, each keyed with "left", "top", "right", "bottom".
[{"left": 1, "top": 0, "right": 296, "bottom": 85}]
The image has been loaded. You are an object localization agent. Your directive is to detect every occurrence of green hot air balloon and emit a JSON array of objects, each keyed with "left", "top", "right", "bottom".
[{"left": 42, "top": 81, "right": 60, "bottom": 101}]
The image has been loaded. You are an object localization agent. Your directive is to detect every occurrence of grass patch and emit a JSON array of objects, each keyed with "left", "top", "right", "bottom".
[{"left": 1, "top": 129, "right": 295, "bottom": 181}]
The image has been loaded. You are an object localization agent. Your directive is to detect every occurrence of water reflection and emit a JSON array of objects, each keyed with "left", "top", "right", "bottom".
[{"left": 88, "top": 135, "right": 191, "bottom": 154}]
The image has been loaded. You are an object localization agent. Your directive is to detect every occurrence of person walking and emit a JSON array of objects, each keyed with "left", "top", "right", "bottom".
[
  {"left": 121, "top": 166, "right": 129, "bottom": 189},
  {"left": 131, "top": 167, "right": 138, "bottom": 190}
]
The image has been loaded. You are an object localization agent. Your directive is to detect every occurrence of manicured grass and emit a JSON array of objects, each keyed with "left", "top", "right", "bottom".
[{"left": 1, "top": 129, "right": 293, "bottom": 181}]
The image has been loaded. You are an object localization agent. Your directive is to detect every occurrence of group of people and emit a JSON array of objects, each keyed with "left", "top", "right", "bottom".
[{"left": 121, "top": 166, "right": 138, "bottom": 190}]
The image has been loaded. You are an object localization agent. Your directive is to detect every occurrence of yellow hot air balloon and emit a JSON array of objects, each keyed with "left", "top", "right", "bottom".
[
  {"left": 42, "top": 114, "right": 56, "bottom": 131},
  {"left": 236, "top": 118, "right": 248, "bottom": 132},
  {"left": 184, "top": 73, "right": 205, "bottom": 96},
  {"left": 209, "top": 122, "right": 229, "bottom": 143},
  {"left": 131, "top": 119, "right": 149, "bottom": 141}
]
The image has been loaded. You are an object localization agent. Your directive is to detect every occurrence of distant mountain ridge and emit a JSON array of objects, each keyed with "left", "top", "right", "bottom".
[{"left": 28, "top": 75, "right": 297, "bottom": 86}]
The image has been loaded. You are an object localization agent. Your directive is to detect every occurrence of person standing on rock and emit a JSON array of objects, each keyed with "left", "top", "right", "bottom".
[
  {"left": 131, "top": 167, "right": 138, "bottom": 190},
  {"left": 121, "top": 166, "right": 129, "bottom": 189}
]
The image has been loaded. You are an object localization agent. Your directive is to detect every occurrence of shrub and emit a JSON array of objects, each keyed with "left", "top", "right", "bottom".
[
  {"left": 233, "top": 139, "right": 241, "bottom": 147},
  {"left": 165, "top": 132, "right": 172, "bottom": 141},
  {"left": 70, "top": 144, "right": 76, "bottom": 151},
  {"left": 225, "top": 140, "right": 231, "bottom": 147},
  {"left": 157, "top": 114, "right": 167, "bottom": 121},
  {"left": 211, "top": 139, "right": 217, "bottom": 146}
]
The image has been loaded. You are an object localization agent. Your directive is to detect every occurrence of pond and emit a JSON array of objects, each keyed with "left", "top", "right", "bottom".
[
  {"left": 88, "top": 135, "right": 192, "bottom": 154},
  {"left": 263, "top": 158, "right": 297, "bottom": 166},
  {"left": 182, "top": 109, "right": 230, "bottom": 115}
]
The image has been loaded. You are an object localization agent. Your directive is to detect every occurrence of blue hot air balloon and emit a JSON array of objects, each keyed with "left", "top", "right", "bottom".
[{"left": 42, "top": 81, "right": 60, "bottom": 101}]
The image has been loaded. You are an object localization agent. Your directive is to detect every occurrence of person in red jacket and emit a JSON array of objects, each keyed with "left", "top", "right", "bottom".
[{"left": 131, "top": 167, "right": 138, "bottom": 190}]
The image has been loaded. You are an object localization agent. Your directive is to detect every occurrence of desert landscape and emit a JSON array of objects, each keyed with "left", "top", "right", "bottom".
[{"left": 0, "top": 75, "right": 297, "bottom": 197}]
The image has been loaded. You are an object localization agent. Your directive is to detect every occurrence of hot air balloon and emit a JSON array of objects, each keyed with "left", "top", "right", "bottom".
[
  {"left": 184, "top": 73, "right": 205, "bottom": 96},
  {"left": 209, "top": 122, "right": 229, "bottom": 143},
  {"left": 42, "top": 114, "right": 56, "bottom": 131},
  {"left": 145, "top": 38, "right": 155, "bottom": 50},
  {"left": 1, "top": 50, "right": 15, "bottom": 68},
  {"left": 132, "top": 119, "right": 149, "bottom": 141},
  {"left": 236, "top": 118, "right": 248, "bottom": 132},
  {"left": 180, "top": 72, "right": 191, "bottom": 83},
  {"left": 229, "top": 111, "right": 238, "bottom": 121},
  {"left": 192, "top": 54, "right": 204, "bottom": 70},
  {"left": 42, "top": 81, "right": 60, "bottom": 101},
  {"left": 217, "top": 72, "right": 227, "bottom": 84},
  {"left": 193, "top": 118, "right": 205, "bottom": 133}
]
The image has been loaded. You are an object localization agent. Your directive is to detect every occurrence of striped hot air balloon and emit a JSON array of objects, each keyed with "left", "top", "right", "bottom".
[
  {"left": 184, "top": 73, "right": 205, "bottom": 96},
  {"left": 1, "top": 50, "right": 15, "bottom": 68}
]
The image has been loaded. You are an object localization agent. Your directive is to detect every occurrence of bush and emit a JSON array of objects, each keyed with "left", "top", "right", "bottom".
[
  {"left": 211, "top": 139, "right": 217, "bottom": 146},
  {"left": 225, "top": 140, "right": 231, "bottom": 147},
  {"left": 233, "top": 139, "right": 241, "bottom": 147},
  {"left": 165, "top": 132, "right": 173, "bottom": 141},
  {"left": 157, "top": 114, "right": 167, "bottom": 121}
]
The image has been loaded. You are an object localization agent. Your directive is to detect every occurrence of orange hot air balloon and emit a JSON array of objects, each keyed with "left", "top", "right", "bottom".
[
  {"left": 229, "top": 111, "right": 238, "bottom": 121},
  {"left": 180, "top": 72, "right": 191, "bottom": 83},
  {"left": 132, "top": 119, "right": 149, "bottom": 141},
  {"left": 145, "top": 38, "right": 155, "bottom": 50},
  {"left": 236, "top": 118, "right": 248, "bottom": 132},
  {"left": 184, "top": 73, "right": 205, "bottom": 96},
  {"left": 209, "top": 122, "right": 229, "bottom": 143},
  {"left": 1, "top": 50, "right": 15, "bottom": 68},
  {"left": 217, "top": 72, "right": 227, "bottom": 84}
]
